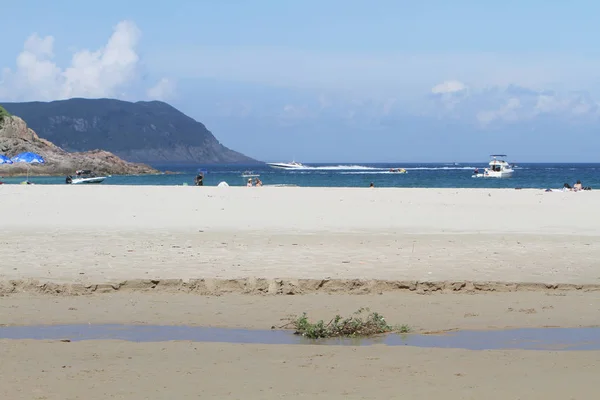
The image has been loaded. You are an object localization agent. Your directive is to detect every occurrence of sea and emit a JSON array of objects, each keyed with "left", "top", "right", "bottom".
[{"left": 1, "top": 163, "right": 598, "bottom": 189}]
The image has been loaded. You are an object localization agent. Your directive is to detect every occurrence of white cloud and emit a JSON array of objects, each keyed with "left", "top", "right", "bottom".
[
  {"left": 534, "top": 94, "right": 563, "bottom": 113},
  {"left": 0, "top": 20, "right": 171, "bottom": 102},
  {"left": 477, "top": 97, "right": 521, "bottom": 124},
  {"left": 571, "top": 102, "right": 593, "bottom": 115},
  {"left": 431, "top": 80, "right": 467, "bottom": 94},
  {"left": 534, "top": 93, "right": 598, "bottom": 117},
  {"left": 147, "top": 78, "right": 176, "bottom": 101},
  {"left": 429, "top": 80, "right": 469, "bottom": 112}
]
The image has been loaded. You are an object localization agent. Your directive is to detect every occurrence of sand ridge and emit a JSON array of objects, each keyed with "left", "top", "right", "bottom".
[{"left": 2, "top": 277, "right": 600, "bottom": 297}]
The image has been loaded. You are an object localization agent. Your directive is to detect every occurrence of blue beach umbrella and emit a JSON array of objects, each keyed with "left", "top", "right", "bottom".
[
  {"left": 0, "top": 154, "right": 13, "bottom": 165},
  {"left": 11, "top": 152, "right": 45, "bottom": 182},
  {"left": 11, "top": 152, "right": 45, "bottom": 164}
]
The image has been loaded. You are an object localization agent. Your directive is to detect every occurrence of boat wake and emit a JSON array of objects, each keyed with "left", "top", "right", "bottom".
[
  {"left": 404, "top": 166, "right": 479, "bottom": 170},
  {"left": 289, "top": 165, "right": 480, "bottom": 171},
  {"left": 292, "top": 165, "right": 384, "bottom": 171},
  {"left": 339, "top": 166, "right": 480, "bottom": 174}
]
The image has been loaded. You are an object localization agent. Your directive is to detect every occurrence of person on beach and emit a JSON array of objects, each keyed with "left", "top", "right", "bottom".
[
  {"left": 247, "top": 178, "right": 253, "bottom": 187},
  {"left": 563, "top": 183, "right": 572, "bottom": 191},
  {"left": 254, "top": 178, "right": 263, "bottom": 187},
  {"left": 573, "top": 180, "right": 583, "bottom": 191},
  {"left": 369, "top": 182, "right": 374, "bottom": 188},
  {"left": 194, "top": 173, "right": 204, "bottom": 186}
]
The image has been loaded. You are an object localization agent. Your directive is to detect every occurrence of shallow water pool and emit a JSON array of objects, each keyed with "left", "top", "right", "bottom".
[{"left": 1, "top": 324, "right": 599, "bottom": 350}]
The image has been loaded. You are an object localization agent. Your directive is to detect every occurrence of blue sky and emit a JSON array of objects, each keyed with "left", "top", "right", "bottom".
[{"left": 2, "top": 0, "right": 600, "bottom": 162}]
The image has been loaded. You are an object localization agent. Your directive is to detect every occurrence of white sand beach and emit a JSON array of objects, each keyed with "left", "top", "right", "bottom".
[
  {"left": 3, "top": 185, "right": 600, "bottom": 234},
  {"left": 2, "top": 185, "right": 600, "bottom": 399},
  {"left": 1, "top": 185, "right": 600, "bottom": 286}
]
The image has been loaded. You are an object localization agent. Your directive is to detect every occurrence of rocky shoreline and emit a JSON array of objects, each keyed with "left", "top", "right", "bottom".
[{"left": 0, "top": 114, "right": 158, "bottom": 177}]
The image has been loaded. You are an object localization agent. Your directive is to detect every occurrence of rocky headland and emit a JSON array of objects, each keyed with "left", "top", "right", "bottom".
[{"left": 0, "top": 107, "right": 157, "bottom": 177}]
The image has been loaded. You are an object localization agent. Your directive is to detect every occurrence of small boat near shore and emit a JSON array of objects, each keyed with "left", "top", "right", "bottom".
[
  {"left": 66, "top": 170, "right": 107, "bottom": 184},
  {"left": 472, "top": 155, "right": 514, "bottom": 178},
  {"left": 241, "top": 171, "right": 260, "bottom": 178}
]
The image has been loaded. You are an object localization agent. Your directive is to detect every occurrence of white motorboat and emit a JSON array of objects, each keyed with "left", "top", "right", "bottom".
[
  {"left": 266, "top": 161, "right": 306, "bottom": 169},
  {"left": 472, "top": 155, "right": 514, "bottom": 178},
  {"left": 73, "top": 176, "right": 105, "bottom": 184},
  {"left": 66, "top": 170, "right": 107, "bottom": 184}
]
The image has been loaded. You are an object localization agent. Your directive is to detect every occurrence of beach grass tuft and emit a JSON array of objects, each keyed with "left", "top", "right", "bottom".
[{"left": 288, "top": 307, "right": 410, "bottom": 339}]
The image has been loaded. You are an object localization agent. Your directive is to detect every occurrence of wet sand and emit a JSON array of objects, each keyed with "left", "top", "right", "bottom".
[
  {"left": 0, "top": 291, "right": 600, "bottom": 400},
  {"left": 2, "top": 340, "right": 597, "bottom": 400},
  {"left": 2, "top": 292, "right": 600, "bottom": 332},
  {"left": 2, "top": 292, "right": 600, "bottom": 399}
]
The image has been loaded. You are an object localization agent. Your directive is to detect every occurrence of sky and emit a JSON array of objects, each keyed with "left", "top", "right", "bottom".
[{"left": 1, "top": 0, "right": 600, "bottom": 162}]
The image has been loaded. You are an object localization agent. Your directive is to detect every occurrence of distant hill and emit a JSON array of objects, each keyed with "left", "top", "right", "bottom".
[{"left": 1, "top": 98, "right": 259, "bottom": 165}]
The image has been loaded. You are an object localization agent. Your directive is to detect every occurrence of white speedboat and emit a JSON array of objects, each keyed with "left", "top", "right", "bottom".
[
  {"left": 266, "top": 161, "right": 306, "bottom": 170},
  {"left": 472, "top": 155, "right": 514, "bottom": 178},
  {"left": 66, "top": 170, "right": 107, "bottom": 184}
]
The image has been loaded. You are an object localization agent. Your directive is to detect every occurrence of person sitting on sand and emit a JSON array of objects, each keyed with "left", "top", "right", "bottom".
[
  {"left": 369, "top": 182, "right": 374, "bottom": 188},
  {"left": 247, "top": 178, "right": 253, "bottom": 187},
  {"left": 574, "top": 180, "right": 583, "bottom": 191},
  {"left": 563, "top": 183, "right": 572, "bottom": 191},
  {"left": 254, "top": 178, "right": 263, "bottom": 187}
]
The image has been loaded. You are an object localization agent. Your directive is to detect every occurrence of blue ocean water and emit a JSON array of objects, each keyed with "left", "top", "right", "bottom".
[{"left": 1, "top": 163, "right": 598, "bottom": 189}]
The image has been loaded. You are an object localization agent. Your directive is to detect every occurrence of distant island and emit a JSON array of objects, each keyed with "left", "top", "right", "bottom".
[
  {"left": 1, "top": 98, "right": 259, "bottom": 165},
  {"left": 0, "top": 105, "right": 157, "bottom": 177}
]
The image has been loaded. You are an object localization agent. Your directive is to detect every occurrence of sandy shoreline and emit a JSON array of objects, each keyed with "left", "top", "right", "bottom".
[{"left": 2, "top": 186, "right": 600, "bottom": 398}]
